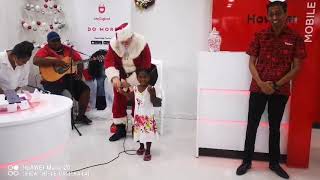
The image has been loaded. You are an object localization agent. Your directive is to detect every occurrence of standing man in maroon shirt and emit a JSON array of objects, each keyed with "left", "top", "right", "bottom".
[{"left": 236, "top": 1, "right": 306, "bottom": 179}]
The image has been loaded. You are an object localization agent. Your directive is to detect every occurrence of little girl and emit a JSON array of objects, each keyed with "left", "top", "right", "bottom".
[{"left": 120, "top": 69, "right": 161, "bottom": 161}]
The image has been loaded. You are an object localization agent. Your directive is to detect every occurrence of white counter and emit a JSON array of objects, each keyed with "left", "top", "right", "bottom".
[{"left": 0, "top": 94, "right": 73, "bottom": 180}]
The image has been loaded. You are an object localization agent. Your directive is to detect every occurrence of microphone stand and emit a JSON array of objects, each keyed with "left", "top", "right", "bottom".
[
  {"left": 66, "top": 45, "right": 91, "bottom": 57},
  {"left": 70, "top": 45, "right": 82, "bottom": 136}
]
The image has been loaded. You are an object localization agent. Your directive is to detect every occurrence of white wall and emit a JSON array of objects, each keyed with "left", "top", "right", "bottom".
[
  {"left": 131, "top": 0, "right": 212, "bottom": 119},
  {"left": 0, "top": 0, "right": 212, "bottom": 120},
  {"left": 0, "top": 1, "right": 24, "bottom": 50}
]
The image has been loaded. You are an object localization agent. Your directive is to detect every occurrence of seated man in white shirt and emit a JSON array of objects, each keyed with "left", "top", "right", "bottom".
[{"left": 0, "top": 41, "right": 34, "bottom": 94}]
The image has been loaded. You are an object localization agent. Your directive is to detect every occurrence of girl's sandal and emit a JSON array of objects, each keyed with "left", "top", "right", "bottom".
[
  {"left": 136, "top": 148, "right": 145, "bottom": 155},
  {"left": 143, "top": 154, "right": 152, "bottom": 161}
]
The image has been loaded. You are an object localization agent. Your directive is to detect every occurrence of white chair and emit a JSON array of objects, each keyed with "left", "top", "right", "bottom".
[{"left": 152, "top": 59, "right": 165, "bottom": 135}]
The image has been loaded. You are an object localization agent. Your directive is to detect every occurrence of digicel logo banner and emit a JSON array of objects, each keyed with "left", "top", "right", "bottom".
[{"left": 212, "top": 0, "right": 320, "bottom": 168}]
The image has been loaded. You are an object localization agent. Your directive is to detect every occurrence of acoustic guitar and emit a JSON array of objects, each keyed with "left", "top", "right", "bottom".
[{"left": 39, "top": 55, "right": 104, "bottom": 82}]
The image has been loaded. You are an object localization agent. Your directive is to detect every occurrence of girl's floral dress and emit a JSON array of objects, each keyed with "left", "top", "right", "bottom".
[{"left": 133, "top": 86, "right": 158, "bottom": 143}]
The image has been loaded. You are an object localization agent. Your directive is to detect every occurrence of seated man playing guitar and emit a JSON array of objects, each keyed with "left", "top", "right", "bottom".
[{"left": 33, "top": 31, "right": 92, "bottom": 125}]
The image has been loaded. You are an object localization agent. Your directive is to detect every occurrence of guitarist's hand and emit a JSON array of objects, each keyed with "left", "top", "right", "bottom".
[{"left": 54, "top": 60, "right": 68, "bottom": 68}]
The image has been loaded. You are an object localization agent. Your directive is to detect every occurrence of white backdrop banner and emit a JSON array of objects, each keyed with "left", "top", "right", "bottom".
[{"left": 68, "top": 0, "right": 131, "bottom": 56}]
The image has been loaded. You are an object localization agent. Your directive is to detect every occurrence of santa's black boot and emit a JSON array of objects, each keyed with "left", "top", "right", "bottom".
[{"left": 109, "top": 124, "right": 126, "bottom": 142}]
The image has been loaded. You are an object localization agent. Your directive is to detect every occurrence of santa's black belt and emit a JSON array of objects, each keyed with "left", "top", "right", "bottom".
[{"left": 126, "top": 72, "right": 134, "bottom": 78}]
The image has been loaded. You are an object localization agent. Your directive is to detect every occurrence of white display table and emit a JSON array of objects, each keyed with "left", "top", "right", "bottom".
[
  {"left": 0, "top": 94, "right": 73, "bottom": 180},
  {"left": 196, "top": 51, "right": 289, "bottom": 160}
]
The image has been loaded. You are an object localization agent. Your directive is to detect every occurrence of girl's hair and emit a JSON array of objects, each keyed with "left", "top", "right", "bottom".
[
  {"left": 136, "top": 69, "right": 151, "bottom": 77},
  {"left": 137, "top": 65, "right": 158, "bottom": 86}
]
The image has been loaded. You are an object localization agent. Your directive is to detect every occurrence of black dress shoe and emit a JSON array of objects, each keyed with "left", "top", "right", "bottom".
[
  {"left": 269, "top": 164, "right": 289, "bottom": 179},
  {"left": 236, "top": 162, "right": 251, "bottom": 175},
  {"left": 109, "top": 124, "right": 126, "bottom": 142},
  {"left": 82, "top": 115, "right": 93, "bottom": 125},
  {"left": 75, "top": 115, "right": 92, "bottom": 125}
]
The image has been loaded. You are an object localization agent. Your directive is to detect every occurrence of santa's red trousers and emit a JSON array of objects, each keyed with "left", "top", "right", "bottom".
[{"left": 112, "top": 87, "right": 134, "bottom": 124}]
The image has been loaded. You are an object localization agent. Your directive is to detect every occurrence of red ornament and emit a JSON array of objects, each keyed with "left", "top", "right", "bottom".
[
  {"left": 37, "top": 21, "right": 41, "bottom": 26},
  {"left": 44, "top": 4, "right": 48, "bottom": 8},
  {"left": 27, "top": 26, "right": 32, "bottom": 30},
  {"left": 50, "top": 25, "right": 53, "bottom": 29},
  {"left": 45, "top": 0, "right": 48, "bottom": 2},
  {"left": 53, "top": 4, "right": 57, "bottom": 8}
]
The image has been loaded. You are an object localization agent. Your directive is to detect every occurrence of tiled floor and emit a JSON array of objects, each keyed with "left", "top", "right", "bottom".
[{"left": 62, "top": 110, "right": 320, "bottom": 180}]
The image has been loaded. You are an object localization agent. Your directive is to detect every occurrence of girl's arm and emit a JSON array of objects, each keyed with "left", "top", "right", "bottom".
[
  {"left": 147, "top": 86, "right": 162, "bottom": 107},
  {"left": 118, "top": 88, "right": 134, "bottom": 101}
]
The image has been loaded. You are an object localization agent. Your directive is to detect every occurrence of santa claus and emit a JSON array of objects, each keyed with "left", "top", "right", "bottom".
[{"left": 105, "top": 23, "right": 151, "bottom": 141}]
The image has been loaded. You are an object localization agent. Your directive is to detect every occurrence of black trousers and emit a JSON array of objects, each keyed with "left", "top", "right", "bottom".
[
  {"left": 42, "top": 75, "right": 90, "bottom": 101},
  {"left": 243, "top": 92, "right": 289, "bottom": 164}
]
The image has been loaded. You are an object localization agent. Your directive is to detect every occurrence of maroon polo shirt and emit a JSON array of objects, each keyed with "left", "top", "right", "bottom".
[{"left": 247, "top": 26, "right": 307, "bottom": 95}]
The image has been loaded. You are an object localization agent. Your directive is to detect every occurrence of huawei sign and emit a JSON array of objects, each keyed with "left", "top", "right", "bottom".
[{"left": 98, "top": 4, "right": 106, "bottom": 14}]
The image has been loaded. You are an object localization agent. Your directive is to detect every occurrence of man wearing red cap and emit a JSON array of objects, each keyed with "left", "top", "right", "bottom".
[
  {"left": 34, "top": 32, "right": 92, "bottom": 125},
  {"left": 105, "top": 23, "right": 151, "bottom": 141}
]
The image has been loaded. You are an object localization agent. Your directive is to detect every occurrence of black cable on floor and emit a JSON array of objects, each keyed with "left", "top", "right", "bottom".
[{"left": 68, "top": 126, "right": 136, "bottom": 173}]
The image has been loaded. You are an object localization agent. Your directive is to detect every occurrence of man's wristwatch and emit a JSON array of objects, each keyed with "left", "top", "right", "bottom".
[{"left": 272, "top": 82, "right": 281, "bottom": 91}]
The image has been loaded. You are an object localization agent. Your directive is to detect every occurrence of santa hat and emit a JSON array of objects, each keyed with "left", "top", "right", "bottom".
[{"left": 115, "top": 23, "right": 133, "bottom": 42}]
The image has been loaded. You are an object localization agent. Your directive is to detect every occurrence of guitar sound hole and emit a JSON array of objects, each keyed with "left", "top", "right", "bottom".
[{"left": 54, "top": 66, "right": 69, "bottom": 74}]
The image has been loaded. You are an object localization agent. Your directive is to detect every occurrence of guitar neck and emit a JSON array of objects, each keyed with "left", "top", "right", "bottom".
[
  {"left": 72, "top": 55, "right": 104, "bottom": 65},
  {"left": 73, "top": 59, "right": 91, "bottom": 65}
]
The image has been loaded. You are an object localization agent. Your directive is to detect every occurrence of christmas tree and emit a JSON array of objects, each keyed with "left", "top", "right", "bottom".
[{"left": 21, "top": 0, "right": 67, "bottom": 47}]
